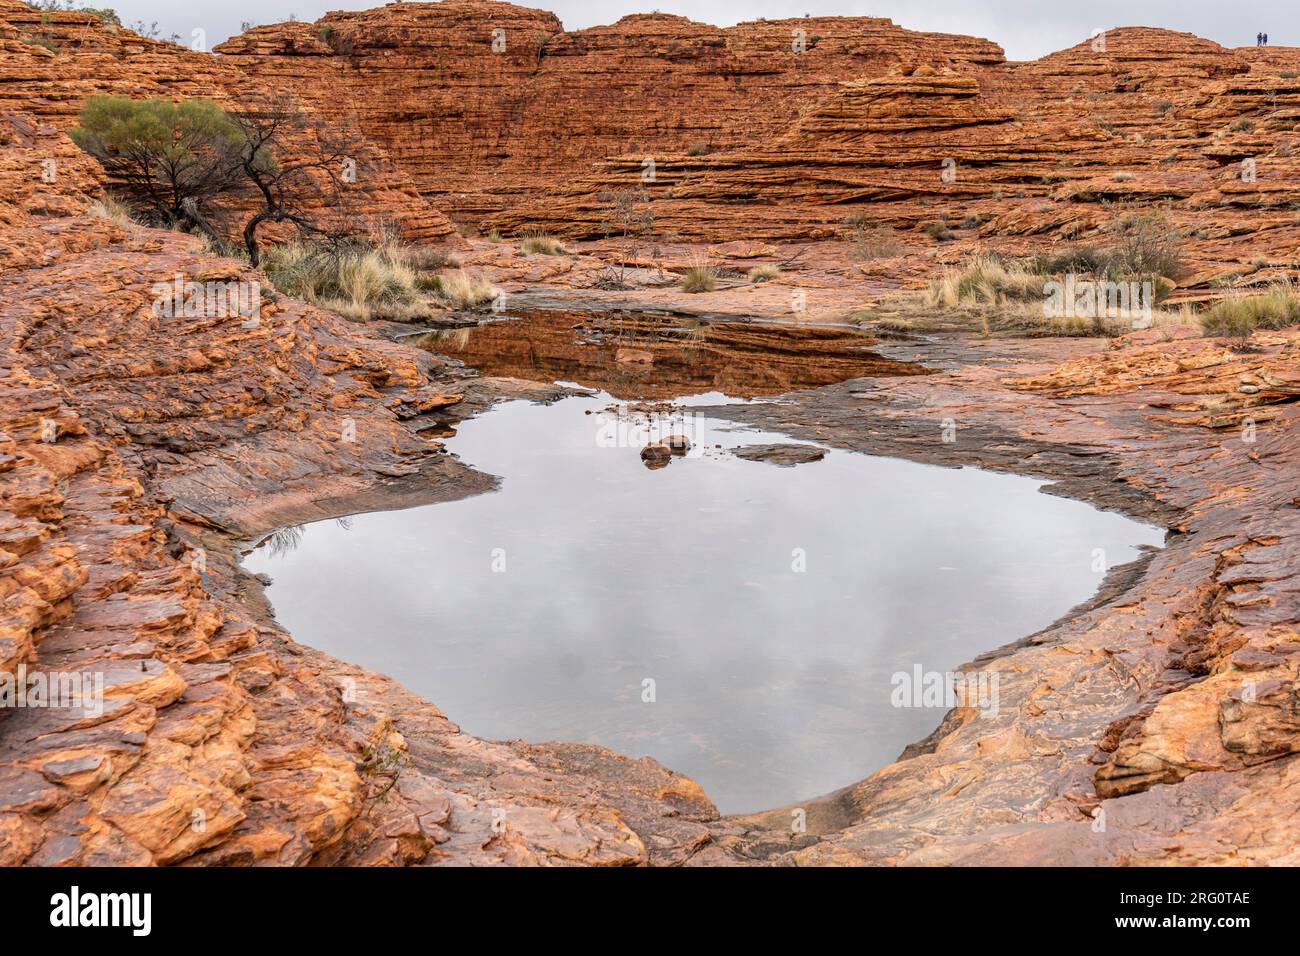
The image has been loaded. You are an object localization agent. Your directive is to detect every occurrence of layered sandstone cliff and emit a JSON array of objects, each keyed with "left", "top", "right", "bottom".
[
  {"left": 214, "top": 3, "right": 1003, "bottom": 220},
  {"left": 210, "top": 5, "right": 1300, "bottom": 297},
  {"left": 0, "top": 0, "right": 460, "bottom": 245},
  {"left": 1, "top": 0, "right": 1298, "bottom": 868}
]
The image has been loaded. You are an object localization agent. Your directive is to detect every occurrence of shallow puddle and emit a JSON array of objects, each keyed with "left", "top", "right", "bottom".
[{"left": 245, "top": 390, "right": 1164, "bottom": 814}]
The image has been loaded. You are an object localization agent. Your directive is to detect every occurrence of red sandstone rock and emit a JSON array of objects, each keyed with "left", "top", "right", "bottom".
[
  {"left": 0, "top": 0, "right": 461, "bottom": 247},
  {"left": 0, "top": 0, "right": 1297, "bottom": 869}
]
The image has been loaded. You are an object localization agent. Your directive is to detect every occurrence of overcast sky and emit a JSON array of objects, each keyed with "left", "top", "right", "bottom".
[{"left": 105, "top": 0, "right": 1289, "bottom": 61}]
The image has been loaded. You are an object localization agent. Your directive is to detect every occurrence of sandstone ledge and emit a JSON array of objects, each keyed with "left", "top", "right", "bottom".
[
  {"left": 3, "top": 142, "right": 1296, "bottom": 862},
  {"left": 0, "top": 3, "right": 1297, "bottom": 867}
]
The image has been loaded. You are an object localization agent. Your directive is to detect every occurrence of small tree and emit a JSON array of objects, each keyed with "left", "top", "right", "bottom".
[
  {"left": 70, "top": 95, "right": 361, "bottom": 264},
  {"left": 228, "top": 97, "right": 361, "bottom": 265},
  {"left": 69, "top": 96, "right": 243, "bottom": 246},
  {"left": 596, "top": 187, "right": 655, "bottom": 288}
]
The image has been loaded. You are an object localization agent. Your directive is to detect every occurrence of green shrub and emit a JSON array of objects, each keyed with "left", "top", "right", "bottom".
[{"left": 923, "top": 220, "right": 956, "bottom": 242}]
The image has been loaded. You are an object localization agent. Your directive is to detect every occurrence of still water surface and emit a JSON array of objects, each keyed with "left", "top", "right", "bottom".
[{"left": 245, "top": 390, "right": 1164, "bottom": 814}]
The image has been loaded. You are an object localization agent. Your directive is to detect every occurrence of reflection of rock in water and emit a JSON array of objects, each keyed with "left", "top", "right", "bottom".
[
  {"left": 662, "top": 434, "right": 692, "bottom": 454},
  {"left": 615, "top": 347, "right": 654, "bottom": 365},
  {"left": 416, "top": 307, "right": 926, "bottom": 400},
  {"left": 640, "top": 442, "right": 672, "bottom": 469},
  {"left": 640, "top": 434, "right": 692, "bottom": 469}
]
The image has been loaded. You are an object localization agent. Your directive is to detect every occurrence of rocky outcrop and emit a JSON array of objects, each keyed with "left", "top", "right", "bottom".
[
  {"left": 693, "top": 326, "right": 1300, "bottom": 865},
  {"left": 732, "top": 443, "right": 826, "bottom": 466},
  {"left": 491, "top": 26, "right": 1300, "bottom": 285},
  {"left": 2, "top": 0, "right": 1298, "bottom": 868},
  {"left": 214, "top": 3, "right": 1003, "bottom": 222},
  {"left": 0, "top": 0, "right": 461, "bottom": 246},
  {"left": 205, "top": 6, "right": 1300, "bottom": 292},
  {"left": 0, "top": 107, "right": 713, "bottom": 865}
]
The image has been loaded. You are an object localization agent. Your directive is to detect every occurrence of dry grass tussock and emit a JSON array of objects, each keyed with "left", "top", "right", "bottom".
[
  {"left": 1200, "top": 281, "right": 1300, "bottom": 343},
  {"left": 262, "top": 237, "right": 499, "bottom": 319}
]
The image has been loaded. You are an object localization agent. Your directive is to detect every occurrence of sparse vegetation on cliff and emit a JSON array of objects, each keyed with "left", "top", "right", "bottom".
[
  {"left": 680, "top": 265, "right": 717, "bottom": 293},
  {"left": 846, "top": 213, "right": 905, "bottom": 260},
  {"left": 69, "top": 97, "right": 247, "bottom": 249},
  {"left": 1200, "top": 283, "right": 1300, "bottom": 345},
  {"left": 435, "top": 269, "right": 502, "bottom": 309},
  {"left": 596, "top": 186, "right": 656, "bottom": 289},
  {"left": 262, "top": 239, "right": 421, "bottom": 321},
  {"left": 69, "top": 94, "right": 362, "bottom": 265},
  {"left": 928, "top": 255, "right": 1042, "bottom": 307},
  {"left": 520, "top": 233, "right": 567, "bottom": 255},
  {"left": 87, "top": 194, "right": 137, "bottom": 229},
  {"left": 921, "top": 220, "right": 956, "bottom": 242},
  {"left": 262, "top": 238, "right": 500, "bottom": 318},
  {"left": 28, "top": 1, "right": 120, "bottom": 22},
  {"left": 908, "top": 223, "right": 1187, "bottom": 336}
]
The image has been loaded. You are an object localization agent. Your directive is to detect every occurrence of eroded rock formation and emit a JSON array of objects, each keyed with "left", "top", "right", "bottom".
[
  {"left": 0, "top": 107, "right": 715, "bottom": 865},
  {"left": 215, "top": 3, "right": 1003, "bottom": 222},
  {"left": 0, "top": 0, "right": 461, "bottom": 245},
  {"left": 0, "top": 1, "right": 1297, "bottom": 867},
  {"left": 206, "top": 5, "right": 1300, "bottom": 299}
]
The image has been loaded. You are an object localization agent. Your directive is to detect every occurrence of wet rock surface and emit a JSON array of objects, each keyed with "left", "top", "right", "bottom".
[
  {"left": 696, "top": 328, "right": 1300, "bottom": 864},
  {"left": 0, "top": 2, "right": 1297, "bottom": 867},
  {"left": 0, "top": 111, "right": 715, "bottom": 866},
  {"left": 732, "top": 444, "right": 827, "bottom": 467}
]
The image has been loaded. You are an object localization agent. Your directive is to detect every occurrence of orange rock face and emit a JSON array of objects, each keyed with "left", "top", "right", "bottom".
[
  {"left": 0, "top": 0, "right": 461, "bottom": 246},
  {"left": 0, "top": 103, "right": 715, "bottom": 866},
  {"left": 1, "top": 0, "right": 1298, "bottom": 869},
  {"left": 211, "top": 6, "right": 1300, "bottom": 297},
  {"left": 214, "top": 3, "right": 1002, "bottom": 222}
]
